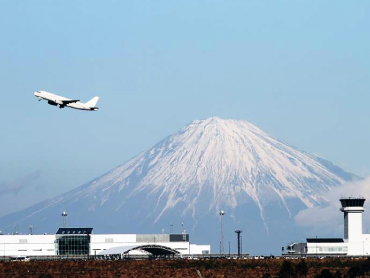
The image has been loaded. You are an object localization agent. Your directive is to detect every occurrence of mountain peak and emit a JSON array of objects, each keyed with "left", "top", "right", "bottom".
[
  {"left": 84, "top": 116, "right": 353, "bottom": 224},
  {"left": 191, "top": 116, "right": 249, "bottom": 125},
  {"left": 188, "top": 117, "right": 262, "bottom": 135}
]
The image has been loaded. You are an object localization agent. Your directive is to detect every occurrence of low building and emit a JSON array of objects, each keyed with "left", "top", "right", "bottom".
[
  {"left": 0, "top": 228, "right": 210, "bottom": 257},
  {"left": 0, "top": 235, "right": 56, "bottom": 257},
  {"left": 285, "top": 197, "right": 370, "bottom": 257}
]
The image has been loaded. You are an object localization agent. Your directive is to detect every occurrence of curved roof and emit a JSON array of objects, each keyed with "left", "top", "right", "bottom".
[
  {"left": 98, "top": 246, "right": 136, "bottom": 255},
  {"left": 98, "top": 244, "right": 181, "bottom": 256}
]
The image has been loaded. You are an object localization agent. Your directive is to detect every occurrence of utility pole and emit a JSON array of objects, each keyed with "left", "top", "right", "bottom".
[
  {"left": 241, "top": 235, "right": 243, "bottom": 257},
  {"left": 219, "top": 210, "right": 225, "bottom": 255},
  {"left": 235, "top": 230, "right": 242, "bottom": 258}
]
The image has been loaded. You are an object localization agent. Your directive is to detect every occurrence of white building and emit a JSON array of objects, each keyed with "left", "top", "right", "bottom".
[
  {"left": 286, "top": 197, "right": 370, "bottom": 256},
  {"left": 0, "top": 228, "right": 210, "bottom": 257},
  {"left": 0, "top": 235, "right": 56, "bottom": 257}
]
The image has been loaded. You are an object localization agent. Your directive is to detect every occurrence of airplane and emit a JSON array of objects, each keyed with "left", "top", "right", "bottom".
[{"left": 34, "top": 91, "right": 99, "bottom": 111}]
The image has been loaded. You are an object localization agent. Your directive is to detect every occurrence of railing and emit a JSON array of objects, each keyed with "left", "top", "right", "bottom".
[{"left": 0, "top": 253, "right": 255, "bottom": 262}]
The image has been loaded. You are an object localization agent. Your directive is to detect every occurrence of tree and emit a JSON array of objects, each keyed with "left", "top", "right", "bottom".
[
  {"left": 296, "top": 259, "right": 308, "bottom": 277},
  {"left": 319, "top": 269, "right": 333, "bottom": 278},
  {"left": 314, "top": 269, "right": 333, "bottom": 278},
  {"left": 347, "top": 265, "right": 362, "bottom": 278},
  {"left": 278, "top": 260, "right": 296, "bottom": 278},
  {"left": 362, "top": 258, "right": 370, "bottom": 275},
  {"left": 333, "top": 270, "right": 342, "bottom": 278}
]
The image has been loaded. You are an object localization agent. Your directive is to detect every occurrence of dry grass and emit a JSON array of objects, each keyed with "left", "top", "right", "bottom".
[{"left": 0, "top": 258, "right": 369, "bottom": 278}]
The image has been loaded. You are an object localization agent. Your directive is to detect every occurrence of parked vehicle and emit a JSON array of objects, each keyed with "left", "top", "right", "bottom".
[{"left": 10, "top": 256, "right": 30, "bottom": 262}]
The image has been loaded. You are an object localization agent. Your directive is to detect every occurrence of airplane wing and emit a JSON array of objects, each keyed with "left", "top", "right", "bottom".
[{"left": 61, "top": 99, "right": 80, "bottom": 104}]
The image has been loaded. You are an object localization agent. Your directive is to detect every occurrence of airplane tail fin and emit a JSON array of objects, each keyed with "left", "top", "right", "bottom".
[{"left": 85, "top": 96, "right": 99, "bottom": 107}]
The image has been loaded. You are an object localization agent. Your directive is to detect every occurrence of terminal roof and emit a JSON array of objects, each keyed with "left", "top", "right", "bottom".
[
  {"left": 307, "top": 238, "right": 344, "bottom": 243},
  {"left": 56, "top": 228, "right": 93, "bottom": 235}
]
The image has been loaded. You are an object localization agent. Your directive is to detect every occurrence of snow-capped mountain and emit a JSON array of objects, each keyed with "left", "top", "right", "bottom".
[{"left": 0, "top": 117, "right": 357, "bottom": 254}]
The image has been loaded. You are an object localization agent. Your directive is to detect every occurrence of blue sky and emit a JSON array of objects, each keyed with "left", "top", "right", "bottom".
[{"left": 0, "top": 0, "right": 370, "bottom": 215}]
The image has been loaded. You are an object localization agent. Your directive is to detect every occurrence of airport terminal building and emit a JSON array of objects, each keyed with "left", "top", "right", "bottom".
[
  {"left": 286, "top": 197, "right": 370, "bottom": 257},
  {"left": 0, "top": 228, "right": 210, "bottom": 257}
]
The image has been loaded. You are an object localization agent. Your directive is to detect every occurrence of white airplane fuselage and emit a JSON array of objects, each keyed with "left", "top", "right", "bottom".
[{"left": 34, "top": 91, "right": 99, "bottom": 111}]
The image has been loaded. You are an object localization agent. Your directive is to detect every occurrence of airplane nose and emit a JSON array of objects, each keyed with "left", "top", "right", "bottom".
[{"left": 34, "top": 92, "right": 38, "bottom": 96}]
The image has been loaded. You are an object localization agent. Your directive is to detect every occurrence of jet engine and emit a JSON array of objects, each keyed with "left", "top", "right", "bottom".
[{"left": 47, "top": 100, "right": 57, "bottom": 106}]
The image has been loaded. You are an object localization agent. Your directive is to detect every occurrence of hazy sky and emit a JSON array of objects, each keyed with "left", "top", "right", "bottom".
[{"left": 1, "top": 0, "right": 370, "bottom": 215}]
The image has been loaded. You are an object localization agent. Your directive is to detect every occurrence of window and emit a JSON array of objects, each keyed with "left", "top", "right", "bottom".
[
  {"left": 202, "top": 250, "right": 210, "bottom": 254},
  {"left": 19, "top": 239, "right": 27, "bottom": 244},
  {"left": 56, "top": 235, "right": 90, "bottom": 255},
  {"left": 105, "top": 238, "right": 114, "bottom": 243},
  {"left": 309, "top": 246, "right": 347, "bottom": 253}
]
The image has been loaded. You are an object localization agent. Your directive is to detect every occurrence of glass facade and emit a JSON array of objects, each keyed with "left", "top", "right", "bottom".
[
  {"left": 56, "top": 235, "right": 90, "bottom": 255},
  {"left": 340, "top": 198, "right": 365, "bottom": 208}
]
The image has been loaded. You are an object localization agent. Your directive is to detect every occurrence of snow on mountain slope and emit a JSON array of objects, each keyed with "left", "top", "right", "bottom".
[
  {"left": 0, "top": 117, "right": 358, "bottom": 253},
  {"left": 73, "top": 117, "right": 351, "bottom": 220}
]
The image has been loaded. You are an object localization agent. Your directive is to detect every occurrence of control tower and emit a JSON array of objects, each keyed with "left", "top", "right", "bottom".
[{"left": 340, "top": 198, "right": 365, "bottom": 243}]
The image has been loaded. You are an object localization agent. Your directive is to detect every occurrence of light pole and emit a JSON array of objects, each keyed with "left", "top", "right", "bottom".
[
  {"left": 61, "top": 211, "right": 67, "bottom": 228},
  {"left": 219, "top": 210, "right": 225, "bottom": 255},
  {"left": 182, "top": 222, "right": 186, "bottom": 241}
]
